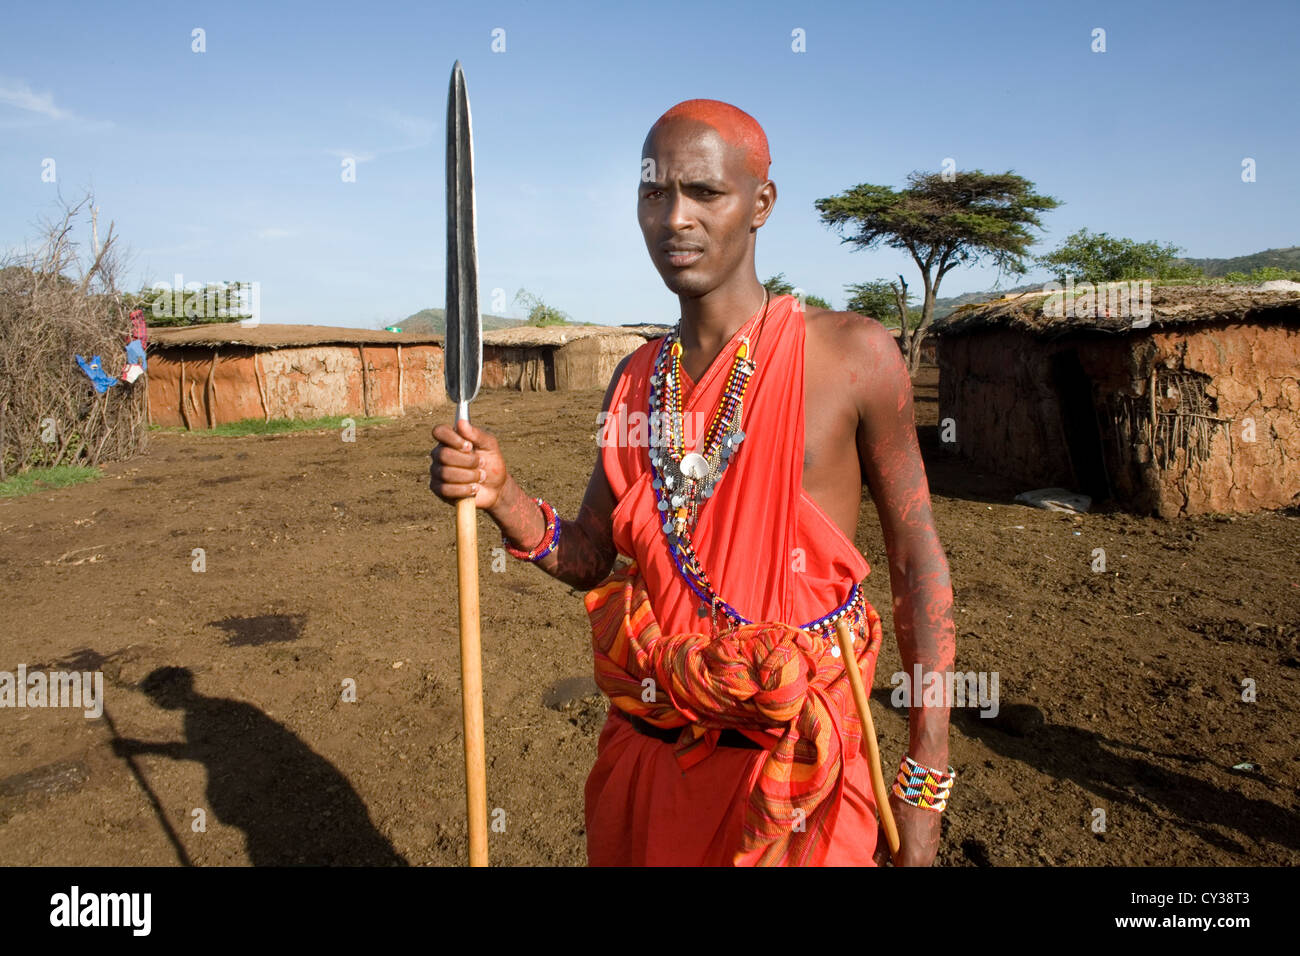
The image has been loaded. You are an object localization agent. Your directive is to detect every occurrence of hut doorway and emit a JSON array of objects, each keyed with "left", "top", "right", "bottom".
[{"left": 1050, "top": 349, "right": 1111, "bottom": 502}]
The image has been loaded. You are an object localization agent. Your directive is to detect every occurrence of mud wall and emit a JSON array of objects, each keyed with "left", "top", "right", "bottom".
[
  {"left": 482, "top": 334, "right": 647, "bottom": 392},
  {"left": 937, "top": 320, "right": 1300, "bottom": 517},
  {"left": 936, "top": 328, "right": 1075, "bottom": 488},
  {"left": 147, "top": 343, "right": 448, "bottom": 428},
  {"left": 1085, "top": 322, "right": 1300, "bottom": 517},
  {"left": 147, "top": 334, "right": 651, "bottom": 427},
  {"left": 483, "top": 345, "right": 551, "bottom": 391},
  {"left": 554, "top": 334, "right": 647, "bottom": 390}
]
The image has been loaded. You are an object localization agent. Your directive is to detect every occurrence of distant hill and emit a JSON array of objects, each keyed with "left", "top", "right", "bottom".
[
  {"left": 1175, "top": 246, "right": 1300, "bottom": 277},
  {"left": 399, "top": 307, "right": 526, "bottom": 335}
]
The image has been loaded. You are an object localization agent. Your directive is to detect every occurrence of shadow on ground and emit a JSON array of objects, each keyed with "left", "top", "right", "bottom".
[{"left": 111, "top": 666, "right": 406, "bottom": 866}]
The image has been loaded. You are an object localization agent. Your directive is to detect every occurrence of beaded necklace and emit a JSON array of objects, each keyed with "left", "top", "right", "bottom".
[
  {"left": 645, "top": 292, "right": 868, "bottom": 645},
  {"left": 648, "top": 290, "right": 767, "bottom": 536}
]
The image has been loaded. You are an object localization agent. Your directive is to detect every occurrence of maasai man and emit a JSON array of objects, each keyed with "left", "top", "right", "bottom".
[{"left": 430, "top": 98, "right": 956, "bottom": 866}]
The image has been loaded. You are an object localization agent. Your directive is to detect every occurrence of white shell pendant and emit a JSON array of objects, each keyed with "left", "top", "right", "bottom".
[{"left": 680, "top": 452, "right": 709, "bottom": 480}]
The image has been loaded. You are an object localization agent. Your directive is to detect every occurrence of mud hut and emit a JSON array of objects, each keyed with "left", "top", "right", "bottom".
[
  {"left": 147, "top": 322, "right": 670, "bottom": 428},
  {"left": 147, "top": 324, "right": 447, "bottom": 428},
  {"left": 483, "top": 324, "right": 666, "bottom": 391},
  {"left": 930, "top": 283, "right": 1300, "bottom": 517}
]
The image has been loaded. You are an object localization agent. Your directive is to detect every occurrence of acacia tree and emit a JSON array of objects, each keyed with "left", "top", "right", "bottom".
[
  {"left": 846, "top": 279, "right": 920, "bottom": 329},
  {"left": 513, "top": 288, "right": 570, "bottom": 327},
  {"left": 816, "top": 170, "right": 1059, "bottom": 375},
  {"left": 125, "top": 280, "right": 255, "bottom": 328},
  {"left": 1037, "top": 228, "right": 1203, "bottom": 282}
]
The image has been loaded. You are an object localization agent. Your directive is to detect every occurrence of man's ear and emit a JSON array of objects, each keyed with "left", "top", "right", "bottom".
[{"left": 751, "top": 179, "right": 777, "bottom": 229}]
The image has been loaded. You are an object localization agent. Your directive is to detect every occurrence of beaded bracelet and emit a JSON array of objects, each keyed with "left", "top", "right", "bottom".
[
  {"left": 502, "top": 497, "right": 561, "bottom": 562},
  {"left": 891, "top": 755, "right": 956, "bottom": 812}
]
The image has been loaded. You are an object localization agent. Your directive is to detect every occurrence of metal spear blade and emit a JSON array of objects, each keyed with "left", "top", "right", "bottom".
[{"left": 444, "top": 59, "right": 481, "bottom": 413}]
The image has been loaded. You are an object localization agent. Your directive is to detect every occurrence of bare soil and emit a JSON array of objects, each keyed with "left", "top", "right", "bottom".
[{"left": 2, "top": 366, "right": 1296, "bottom": 866}]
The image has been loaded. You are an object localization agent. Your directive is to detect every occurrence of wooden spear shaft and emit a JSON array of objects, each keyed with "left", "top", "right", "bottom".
[
  {"left": 455, "top": 416, "right": 489, "bottom": 866},
  {"left": 835, "top": 617, "right": 900, "bottom": 864}
]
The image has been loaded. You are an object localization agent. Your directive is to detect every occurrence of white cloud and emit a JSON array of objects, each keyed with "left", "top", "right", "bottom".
[
  {"left": 0, "top": 79, "right": 71, "bottom": 119},
  {"left": 0, "top": 77, "right": 113, "bottom": 130}
]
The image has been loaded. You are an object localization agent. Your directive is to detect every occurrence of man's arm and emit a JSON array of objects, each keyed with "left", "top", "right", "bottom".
[
  {"left": 850, "top": 315, "right": 956, "bottom": 865},
  {"left": 431, "top": 354, "right": 631, "bottom": 592},
  {"left": 111, "top": 739, "right": 188, "bottom": 760}
]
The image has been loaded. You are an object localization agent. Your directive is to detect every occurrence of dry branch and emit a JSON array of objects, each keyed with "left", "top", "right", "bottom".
[{"left": 0, "top": 196, "right": 148, "bottom": 475}]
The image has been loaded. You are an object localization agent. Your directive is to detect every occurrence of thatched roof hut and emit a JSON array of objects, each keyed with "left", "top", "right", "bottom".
[
  {"left": 929, "top": 283, "right": 1300, "bottom": 517},
  {"left": 481, "top": 323, "right": 666, "bottom": 391},
  {"left": 146, "top": 324, "right": 447, "bottom": 429},
  {"left": 146, "top": 322, "right": 668, "bottom": 428}
]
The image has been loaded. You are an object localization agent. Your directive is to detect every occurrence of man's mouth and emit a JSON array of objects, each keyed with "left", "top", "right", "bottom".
[{"left": 664, "top": 247, "right": 703, "bottom": 267}]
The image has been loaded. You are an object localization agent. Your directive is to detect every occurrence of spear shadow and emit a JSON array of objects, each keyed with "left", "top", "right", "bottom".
[{"left": 101, "top": 703, "right": 194, "bottom": 866}]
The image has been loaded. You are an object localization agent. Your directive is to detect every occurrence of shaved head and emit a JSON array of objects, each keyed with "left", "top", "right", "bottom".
[
  {"left": 648, "top": 99, "right": 770, "bottom": 182},
  {"left": 638, "top": 98, "right": 777, "bottom": 301}
]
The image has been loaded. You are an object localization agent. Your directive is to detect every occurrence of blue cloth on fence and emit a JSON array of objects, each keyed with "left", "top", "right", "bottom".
[
  {"left": 75, "top": 354, "right": 119, "bottom": 393},
  {"left": 125, "top": 338, "right": 147, "bottom": 370}
]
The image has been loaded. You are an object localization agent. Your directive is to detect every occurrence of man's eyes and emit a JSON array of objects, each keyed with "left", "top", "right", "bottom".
[{"left": 641, "top": 187, "right": 722, "bottom": 199}]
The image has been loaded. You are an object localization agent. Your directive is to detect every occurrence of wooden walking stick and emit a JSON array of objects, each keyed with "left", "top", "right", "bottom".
[
  {"left": 835, "top": 618, "right": 900, "bottom": 864},
  {"left": 445, "top": 59, "right": 488, "bottom": 867}
]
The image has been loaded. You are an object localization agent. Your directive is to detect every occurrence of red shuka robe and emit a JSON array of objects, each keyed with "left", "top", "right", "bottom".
[{"left": 584, "top": 293, "right": 885, "bottom": 866}]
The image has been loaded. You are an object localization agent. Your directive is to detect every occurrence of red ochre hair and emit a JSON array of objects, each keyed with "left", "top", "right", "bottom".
[{"left": 649, "top": 99, "right": 771, "bottom": 181}]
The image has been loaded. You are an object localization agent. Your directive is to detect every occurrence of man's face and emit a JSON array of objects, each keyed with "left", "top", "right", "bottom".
[{"left": 638, "top": 118, "right": 771, "bottom": 297}]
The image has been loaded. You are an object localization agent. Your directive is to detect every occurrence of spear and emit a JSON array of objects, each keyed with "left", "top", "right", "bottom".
[{"left": 444, "top": 59, "right": 488, "bottom": 867}]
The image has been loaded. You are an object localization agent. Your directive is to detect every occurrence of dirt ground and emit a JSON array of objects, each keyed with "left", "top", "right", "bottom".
[{"left": 1, "top": 365, "right": 1297, "bottom": 867}]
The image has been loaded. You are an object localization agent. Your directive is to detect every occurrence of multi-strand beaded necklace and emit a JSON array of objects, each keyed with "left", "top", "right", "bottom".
[
  {"left": 646, "top": 292, "right": 867, "bottom": 646},
  {"left": 648, "top": 326, "right": 758, "bottom": 537}
]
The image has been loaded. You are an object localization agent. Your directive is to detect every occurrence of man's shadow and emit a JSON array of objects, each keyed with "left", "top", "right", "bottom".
[{"left": 113, "top": 666, "right": 407, "bottom": 866}]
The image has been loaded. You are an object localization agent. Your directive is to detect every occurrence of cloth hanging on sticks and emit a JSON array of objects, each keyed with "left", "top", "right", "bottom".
[
  {"left": 75, "top": 355, "right": 119, "bottom": 393},
  {"left": 129, "top": 309, "right": 148, "bottom": 347},
  {"left": 120, "top": 338, "right": 147, "bottom": 383}
]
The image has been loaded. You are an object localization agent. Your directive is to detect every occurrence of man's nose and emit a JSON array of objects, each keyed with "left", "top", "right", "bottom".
[{"left": 664, "top": 189, "right": 693, "bottom": 231}]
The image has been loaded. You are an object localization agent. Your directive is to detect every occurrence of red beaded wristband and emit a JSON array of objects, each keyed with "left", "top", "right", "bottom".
[{"left": 502, "top": 497, "right": 560, "bottom": 561}]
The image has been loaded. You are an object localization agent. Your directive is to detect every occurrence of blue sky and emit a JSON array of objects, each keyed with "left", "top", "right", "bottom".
[{"left": 2, "top": 0, "right": 1296, "bottom": 328}]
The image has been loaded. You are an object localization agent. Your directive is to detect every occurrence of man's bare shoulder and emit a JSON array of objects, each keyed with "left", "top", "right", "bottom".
[
  {"left": 801, "top": 305, "right": 897, "bottom": 367},
  {"left": 795, "top": 306, "right": 909, "bottom": 421}
]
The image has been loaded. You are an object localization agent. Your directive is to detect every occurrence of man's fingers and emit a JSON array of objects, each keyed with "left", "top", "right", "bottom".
[
  {"left": 456, "top": 418, "right": 498, "bottom": 450},
  {"left": 430, "top": 443, "right": 479, "bottom": 469},
  {"left": 432, "top": 481, "right": 478, "bottom": 501},
  {"left": 431, "top": 423, "right": 463, "bottom": 446},
  {"left": 429, "top": 421, "right": 495, "bottom": 505},
  {"left": 435, "top": 420, "right": 497, "bottom": 454},
  {"left": 435, "top": 465, "right": 482, "bottom": 485},
  {"left": 433, "top": 422, "right": 477, "bottom": 455},
  {"left": 873, "top": 823, "right": 892, "bottom": 865}
]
